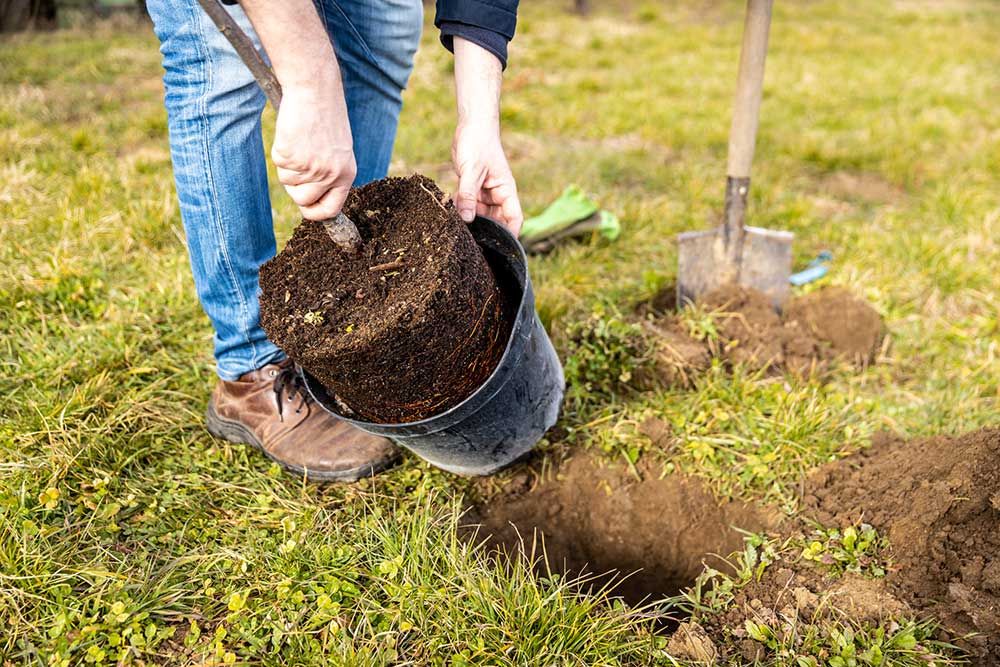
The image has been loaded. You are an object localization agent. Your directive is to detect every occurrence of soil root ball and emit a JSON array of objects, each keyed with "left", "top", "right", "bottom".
[{"left": 259, "top": 175, "right": 512, "bottom": 424}]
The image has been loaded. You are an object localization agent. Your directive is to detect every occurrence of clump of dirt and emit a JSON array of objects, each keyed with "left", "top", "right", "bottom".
[
  {"left": 646, "top": 285, "right": 885, "bottom": 384},
  {"left": 259, "top": 175, "right": 512, "bottom": 423},
  {"left": 804, "top": 428, "right": 1000, "bottom": 663},
  {"left": 784, "top": 288, "right": 887, "bottom": 367},
  {"left": 464, "top": 454, "right": 777, "bottom": 622},
  {"left": 702, "top": 558, "right": 916, "bottom": 664}
]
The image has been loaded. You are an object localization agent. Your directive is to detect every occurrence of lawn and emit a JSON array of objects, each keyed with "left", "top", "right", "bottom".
[{"left": 1, "top": 0, "right": 998, "bottom": 664}]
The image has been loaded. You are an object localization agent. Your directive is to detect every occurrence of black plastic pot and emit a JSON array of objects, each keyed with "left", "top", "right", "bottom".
[{"left": 302, "top": 216, "right": 565, "bottom": 476}]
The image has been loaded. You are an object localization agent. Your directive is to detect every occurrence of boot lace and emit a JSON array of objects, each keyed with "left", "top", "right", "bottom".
[{"left": 273, "top": 365, "right": 310, "bottom": 420}]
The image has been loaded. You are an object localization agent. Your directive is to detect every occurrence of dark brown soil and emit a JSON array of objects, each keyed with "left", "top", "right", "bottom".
[
  {"left": 259, "top": 175, "right": 512, "bottom": 423},
  {"left": 646, "top": 285, "right": 886, "bottom": 384},
  {"left": 804, "top": 428, "right": 1000, "bottom": 663},
  {"left": 464, "top": 454, "right": 777, "bottom": 618},
  {"left": 696, "top": 427, "right": 1000, "bottom": 665}
]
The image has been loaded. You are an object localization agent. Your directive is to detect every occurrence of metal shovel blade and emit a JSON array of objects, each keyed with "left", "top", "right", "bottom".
[{"left": 677, "top": 224, "right": 794, "bottom": 310}]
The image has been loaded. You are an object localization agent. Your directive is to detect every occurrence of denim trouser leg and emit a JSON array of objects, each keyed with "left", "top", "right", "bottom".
[
  {"left": 317, "top": 0, "right": 424, "bottom": 184},
  {"left": 148, "top": 0, "right": 422, "bottom": 380}
]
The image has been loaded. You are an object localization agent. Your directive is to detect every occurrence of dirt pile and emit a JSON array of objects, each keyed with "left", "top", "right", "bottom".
[
  {"left": 700, "top": 558, "right": 918, "bottom": 664},
  {"left": 804, "top": 428, "right": 1000, "bottom": 663},
  {"left": 465, "top": 455, "right": 776, "bottom": 619},
  {"left": 259, "top": 175, "right": 512, "bottom": 423},
  {"left": 698, "top": 428, "right": 1000, "bottom": 664},
  {"left": 647, "top": 285, "right": 885, "bottom": 385}
]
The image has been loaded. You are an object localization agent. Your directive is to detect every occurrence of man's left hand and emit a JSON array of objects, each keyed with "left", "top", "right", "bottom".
[
  {"left": 452, "top": 119, "right": 523, "bottom": 236},
  {"left": 451, "top": 36, "right": 523, "bottom": 237}
]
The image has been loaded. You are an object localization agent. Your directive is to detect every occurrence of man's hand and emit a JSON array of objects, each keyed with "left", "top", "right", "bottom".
[
  {"left": 240, "top": 0, "right": 354, "bottom": 221},
  {"left": 272, "top": 85, "right": 355, "bottom": 220},
  {"left": 452, "top": 119, "right": 521, "bottom": 236},
  {"left": 452, "top": 37, "right": 523, "bottom": 236}
]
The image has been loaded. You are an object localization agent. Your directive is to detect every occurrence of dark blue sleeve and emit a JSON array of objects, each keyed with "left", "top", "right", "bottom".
[
  {"left": 438, "top": 22, "right": 510, "bottom": 69},
  {"left": 435, "top": 0, "right": 519, "bottom": 70}
]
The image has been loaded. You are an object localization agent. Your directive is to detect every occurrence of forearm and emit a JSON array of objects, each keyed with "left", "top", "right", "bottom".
[
  {"left": 239, "top": 0, "right": 342, "bottom": 94},
  {"left": 435, "top": 0, "right": 519, "bottom": 69},
  {"left": 451, "top": 37, "right": 521, "bottom": 232},
  {"left": 453, "top": 37, "right": 502, "bottom": 128}
]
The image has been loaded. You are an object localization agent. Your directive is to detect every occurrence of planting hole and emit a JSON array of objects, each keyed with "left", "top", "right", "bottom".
[{"left": 465, "top": 455, "right": 773, "bottom": 628}]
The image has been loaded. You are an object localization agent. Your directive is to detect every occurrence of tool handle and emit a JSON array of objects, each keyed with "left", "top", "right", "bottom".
[
  {"left": 721, "top": 0, "right": 772, "bottom": 263},
  {"left": 196, "top": 0, "right": 283, "bottom": 109},
  {"left": 726, "top": 0, "right": 772, "bottom": 180},
  {"left": 726, "top": 0, "right": 773, "bottom": 178}
]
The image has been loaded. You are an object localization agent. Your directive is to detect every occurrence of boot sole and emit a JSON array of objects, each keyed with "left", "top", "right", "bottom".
[{"left": 205, "top": 400, "right": 399, "bottom": 483}]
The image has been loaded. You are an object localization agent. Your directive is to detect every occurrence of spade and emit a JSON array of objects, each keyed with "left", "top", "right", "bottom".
[{"left": 677, "top": 0, "right": 793, "bottom": 310}]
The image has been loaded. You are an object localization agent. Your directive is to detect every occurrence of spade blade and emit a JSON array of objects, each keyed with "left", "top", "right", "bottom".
[{"left": 677, "top": 225, "right": 793, "bottom": 311}]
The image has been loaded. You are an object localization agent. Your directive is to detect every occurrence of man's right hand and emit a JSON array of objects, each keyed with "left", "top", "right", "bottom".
[
  {"left": 239, "top": 0, "right": 355, "bottom": 221},
  {"left": 272, "top": 84, "right": 356, "bottom": 221}
]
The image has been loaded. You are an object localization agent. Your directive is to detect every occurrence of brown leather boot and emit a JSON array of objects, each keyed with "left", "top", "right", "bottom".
[{"left": 206, "top": 360, "right": 400, "bottom": 482}]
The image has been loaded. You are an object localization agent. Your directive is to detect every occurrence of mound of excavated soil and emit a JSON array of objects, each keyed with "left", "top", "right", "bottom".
[
  {"left": 804, "top": 428, "right": 1000, "bottom": 663},
  {"left": 647, "top": 285, "right": 885, "bottom": 385},
  {"left": 699, "top": 558, "right": 917, "bottom": 664},
  {"left": 465, "top": 426, "right": 997, "bottom": 664},
  {"left": 464, "top": 455, "right": 776, "bottom": 618},
  {"left": 697, "top": 428, "right": 1000, "bottom": 665}
]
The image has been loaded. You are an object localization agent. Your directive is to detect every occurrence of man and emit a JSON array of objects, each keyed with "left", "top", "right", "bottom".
[{"left": 148, "top": 0, "right": 523, "bottom": 482}]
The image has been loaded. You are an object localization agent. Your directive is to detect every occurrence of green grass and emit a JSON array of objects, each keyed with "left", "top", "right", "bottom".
[{"left": 2, "top": 0, "right": 999, "bottom": 663}]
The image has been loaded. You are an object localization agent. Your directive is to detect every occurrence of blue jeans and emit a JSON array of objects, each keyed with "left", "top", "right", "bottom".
[{"left": 148, "top": 0, "right": 423, "bottom": 380}]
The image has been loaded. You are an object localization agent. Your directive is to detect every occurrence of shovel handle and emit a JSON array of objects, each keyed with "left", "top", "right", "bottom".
[
  {"left": 195, "top": 0, "right": 362, "bottom": 253},
  {"left": 195, "top": 0, "right": 282, "bottom": 109},
  {"left": 727, "top": 0, "right": 772, "bottom": 180},
  {"left": 722, "top": 0, "right": 772, "bottom": 264}
]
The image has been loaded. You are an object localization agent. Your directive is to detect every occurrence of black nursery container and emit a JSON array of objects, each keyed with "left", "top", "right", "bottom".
[{"left": 302, "top": 215, "right": 565, "bottom": 476}]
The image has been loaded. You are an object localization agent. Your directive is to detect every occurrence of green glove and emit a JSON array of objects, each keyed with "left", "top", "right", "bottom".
[{"left": 520, "top": 185, "right": 620, "bottom": 253}]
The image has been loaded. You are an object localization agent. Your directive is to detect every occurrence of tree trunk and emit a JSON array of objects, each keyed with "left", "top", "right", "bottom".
[{"left": 0, "top": 0, "right": 57, "bottom": 32}]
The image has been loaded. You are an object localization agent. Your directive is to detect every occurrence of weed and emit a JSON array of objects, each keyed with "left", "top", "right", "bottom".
[
  {"left": 799, "top": 523, "right": 890, "bottom": 578},
  {"left": 677, "top": 304, "right": 721, "bottom": 344},
  {"left": 303, "top": 310, "right": 324, "bottom": 325},
  {"left": 739, "top": 618, "right": 962, "bottom": 667},
  {"left": 683, "top": 533, "right": 966, "bottom": 667},
  {"left": 562, "top": 303, "right": 655, "bottom": 408},
  {"left": 685, "top": 531, "right": 782, "bottom": 613}
]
